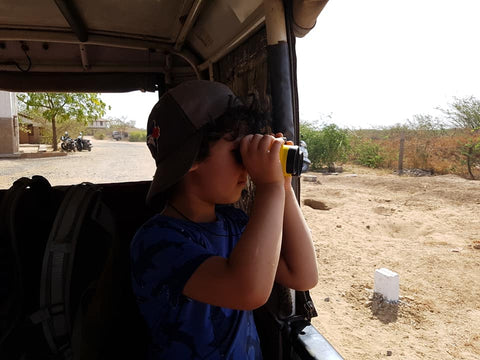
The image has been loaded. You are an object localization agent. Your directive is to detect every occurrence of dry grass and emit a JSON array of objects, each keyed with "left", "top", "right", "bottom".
[{"left": 352, "top": 129, "right": 480, "bottom": 179}]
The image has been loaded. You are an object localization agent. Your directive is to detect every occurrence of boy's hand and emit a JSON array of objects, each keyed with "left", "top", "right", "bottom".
[{"left": 240, "top": 134, "right": 284, "bottom": 186}]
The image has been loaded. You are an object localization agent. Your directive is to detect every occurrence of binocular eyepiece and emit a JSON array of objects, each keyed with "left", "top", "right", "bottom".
[
  {"left": 233, "top": 141, "right": 304, "bottom": 176},
  {"left": 279, "top": 144, "right": 304, "bottom": 176}
]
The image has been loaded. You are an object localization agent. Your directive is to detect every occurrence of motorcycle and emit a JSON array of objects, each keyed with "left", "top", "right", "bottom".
[
  {"left": 300, "top": 140, "right": 311, "bottom": 173},
  {"left": 60, "top": 132, "right": 76, "bottom": 152},
  {"left": 75, "top": 132, "right": 92, "bottom": 151}
]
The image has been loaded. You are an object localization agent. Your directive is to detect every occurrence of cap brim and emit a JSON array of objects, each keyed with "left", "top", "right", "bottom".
[{"left": 146, "top": 133, "right": 203, "bottom": 210}]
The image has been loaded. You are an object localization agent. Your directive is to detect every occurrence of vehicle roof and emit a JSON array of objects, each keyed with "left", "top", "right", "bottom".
[{"left": 0, "top": 0, "right": 264, "bottom": 92}]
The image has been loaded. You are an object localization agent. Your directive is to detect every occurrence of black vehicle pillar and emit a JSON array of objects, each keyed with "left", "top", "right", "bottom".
[
  {"left": 265, "top": 0, "right": 301, "bottom": 206},
  {"left": 265, "top": 0, "right": 295, "bottom": 141}
]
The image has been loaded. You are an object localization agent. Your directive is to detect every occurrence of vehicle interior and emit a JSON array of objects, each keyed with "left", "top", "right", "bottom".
[{"left": 0, "top": 0, "right": 343, "bottom": 359}]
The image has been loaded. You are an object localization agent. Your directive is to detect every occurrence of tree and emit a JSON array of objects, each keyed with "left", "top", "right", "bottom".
[
  {"left": 439, "top": 96, "right": 480, "bottom": 179},
  {"left": 407, "top": 114, "right": 447, "bottom": 133},
  {"left": 459, "top": 135, "right": 480, "bottom": 180},
  {"left": 109, "top": 116, "right": 136, "bottom": 137},
  {"left": 17, "top": 93, "right": 108, "bottom": 151},
  {"left": 439, "top": 96, "right": 480, "bottom": 130}
]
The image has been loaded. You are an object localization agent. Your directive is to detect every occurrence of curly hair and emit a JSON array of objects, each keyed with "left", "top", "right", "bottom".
[{"left": 195, "top": 97, "right": 271, "bottom": 162}]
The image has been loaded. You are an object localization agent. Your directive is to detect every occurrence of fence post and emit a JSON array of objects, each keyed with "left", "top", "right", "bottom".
[{"left": 398, "top": 132, "right": 405, "bottom": 175}]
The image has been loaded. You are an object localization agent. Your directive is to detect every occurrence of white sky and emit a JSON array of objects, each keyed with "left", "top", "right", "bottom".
[{"left": 101, "top": 0, "right": 480, "bottom": 130}]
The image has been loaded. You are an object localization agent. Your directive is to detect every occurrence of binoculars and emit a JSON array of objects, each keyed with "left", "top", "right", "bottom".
[
  {"left": 233, "top": 142, "right": 304, "bottom": 176},
  {"left": 279, "top": 144, "right": 304, "bottom": 176}
]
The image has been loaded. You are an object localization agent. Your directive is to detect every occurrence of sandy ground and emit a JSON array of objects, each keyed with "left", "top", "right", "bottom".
[
  {"left": 301, "top": 166, "right": 480, "bottom": 360},
  {"left": 2, "top": 141, "right": 480, "bottom": 359}
]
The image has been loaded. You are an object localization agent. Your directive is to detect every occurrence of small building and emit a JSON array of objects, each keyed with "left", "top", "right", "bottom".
[
  {"left": 87, "top": 118, "right": 110, "bottom": 135},
  {"left": 0, "top": 91, "right": 20, "bottom": 157},
  {"left": 19, "top": 117, "right": 44, "bottom": 144},
  {"left": 89, "top": 118, "right": 109, "bottom": 129}
]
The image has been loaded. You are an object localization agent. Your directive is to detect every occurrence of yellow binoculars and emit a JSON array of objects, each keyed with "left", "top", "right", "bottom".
[
  {"left": 279, "top": 144, "right": 304, "bottom": 176},
  {"left": 233, "top": 142, "right": 304, "bottom": 176}
]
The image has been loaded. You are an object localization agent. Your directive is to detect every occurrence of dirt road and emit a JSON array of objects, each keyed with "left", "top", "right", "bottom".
[{"left": 0, "top": 138, "right": 155, "bottom": 189}]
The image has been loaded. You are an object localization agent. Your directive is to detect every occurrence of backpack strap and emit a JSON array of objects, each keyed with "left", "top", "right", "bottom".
[
  {"left": 254, "top": 285, "right": 319, "bottom": 359},
  {"left": 0, "top": 177, "right": 33, "bottom": 346},
  {"left": 296, "top": 290, "right": 317, "bottom": 320},
  {"left": 33, "top": 182, "right": 115, "bottom": 359}
]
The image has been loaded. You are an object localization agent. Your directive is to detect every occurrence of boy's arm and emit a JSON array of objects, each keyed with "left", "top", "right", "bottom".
[
  {"left": 183, "top": 135, "right": 286, "bottom": 310},
  {"left": 275, "top": 182, "right": 318, "bottom": 290}
]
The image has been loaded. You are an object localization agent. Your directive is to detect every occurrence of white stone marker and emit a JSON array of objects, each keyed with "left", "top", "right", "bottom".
[{"left": 374, "top": 268, "right": 399, "bottom": 303}]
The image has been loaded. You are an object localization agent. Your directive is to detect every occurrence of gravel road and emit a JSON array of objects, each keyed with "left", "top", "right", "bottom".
[{"left": 0, "top": 138, "right": 156, "bottom": 189}]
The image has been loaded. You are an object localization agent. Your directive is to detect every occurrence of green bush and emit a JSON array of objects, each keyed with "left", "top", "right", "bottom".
[
  {"left": 460, "top": 136, "right": 480, "bottom": 179},
  {"left": 353, "top": 140, "right": 384, "bottom": 168},
  {"left": 318, "top": 124, "right": 350, "bottom": 171},
  {"left": 94, "top": 132, "right": 105, "bottom": 140},
  {"left": 300, "top": 123, "right": 324, "bottom": 170},
  {"left": 300, "top": 123, "right": 350, "bottom": 171},
  {"left": 129, "top": 131, "right": 147, "bottom": 142}
]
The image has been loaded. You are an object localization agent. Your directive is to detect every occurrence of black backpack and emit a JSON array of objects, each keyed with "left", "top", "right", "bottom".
[
  {"left": 0, "top": 177, "right": 120, "bottom": 359},
  {"left": 0, "top": 176, "right": 61, "bottom": 359}
]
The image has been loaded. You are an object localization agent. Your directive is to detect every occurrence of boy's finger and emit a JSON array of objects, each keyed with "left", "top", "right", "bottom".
[
  {"left": 251, "top": 134, "right": 265, "bottom": 151},
  {"left": 241, "top": 134, "right": 253, "bottom": 145},
  {"left": 258, "top": 135, "right": 274, "bottom": 153},
  {"left": 269, "top": 137, "right": 283, "bottom": 155},
  {"left": 240, "top": 134, "right": 253, "bottom": 154}
]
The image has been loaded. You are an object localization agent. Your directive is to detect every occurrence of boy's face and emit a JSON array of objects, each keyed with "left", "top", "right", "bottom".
[{"left": 188, "top": 135, "right": 247, "bottom": 205}]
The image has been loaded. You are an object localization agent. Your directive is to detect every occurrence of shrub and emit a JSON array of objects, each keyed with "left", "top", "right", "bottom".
[
  {"left": 300, "top": 123, "right": 350, "bottom": 171},
  {"left": 94, "top": 132, "right": 105, "bottom": 140},
  {"left": 317, "top": 124, "right": 350, "bottom": 171},
  {"left": 300, "top": 123, "right": 323, "bottom": 170},
  {"left": 459, "top": 134, "right": 480, "bottom": 179},
  {"left": 354, "top": 140, "right": 384, "bottom": 168},
  {"left": 129, "top": 131, "right": 147, "bottom": 142}
]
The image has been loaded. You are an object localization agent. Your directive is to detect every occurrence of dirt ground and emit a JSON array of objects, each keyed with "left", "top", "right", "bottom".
[
  {"left": 0, "top": 138, "right": 155, "bottom": 188},
  {"left": 2, "top": 140, "right": 480, "bottom": 359},
  {"left": 301, "top": 166, "right": 480, "bottom": 360}
]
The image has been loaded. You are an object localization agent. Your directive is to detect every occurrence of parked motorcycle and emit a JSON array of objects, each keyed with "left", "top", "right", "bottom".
[
  {"left": 60, "top": 132, "right": 76, "bottom": 152},
  {"left": 300, "top": 140, "right": 311, "bottom": 173},
  {"left": 75, "top": 132, "right": 92, "bottom": 151}
]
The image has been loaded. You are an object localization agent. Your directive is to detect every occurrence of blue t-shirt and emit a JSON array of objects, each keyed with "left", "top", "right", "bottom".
[{"left": 130, "top": 206, "right": 262, "bottom": 359}]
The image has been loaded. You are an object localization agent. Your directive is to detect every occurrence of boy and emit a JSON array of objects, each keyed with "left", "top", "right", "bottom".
[{"left": 130, "top": 80, "right": 318, "bottom": 359}]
